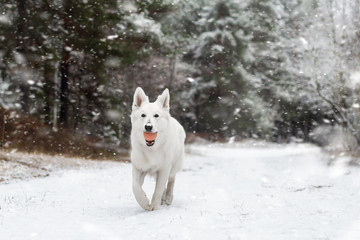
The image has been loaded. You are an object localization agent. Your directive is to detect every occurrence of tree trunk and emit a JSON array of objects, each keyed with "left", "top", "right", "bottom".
[
  {"left": 43, "top": 62, "right": 54, "bottom": 125},
  {"left": 15, "top": 0, "right": 26, "bottom": 50},
  {"left": 354, "top": 0, "right": 360, "bottom": 33},
  {"left": 19, "top": 83, "right": 29, "bottom": 113},
  {"left": 168, "top": 54, "right": 177, "bottom": 91},
  {"left": 59, "top": 49, "right": 70, "bottom": 127},
  {"left": 58, "top": 0, "right": 73, "bottom": 128},
  {"left": 16, "top": 0, "right": 29, "bottom": 113}
]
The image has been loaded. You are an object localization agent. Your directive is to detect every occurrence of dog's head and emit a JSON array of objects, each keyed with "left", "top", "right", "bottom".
[{"left": 130, "top": 87, "right": 170, "bottom": 147}]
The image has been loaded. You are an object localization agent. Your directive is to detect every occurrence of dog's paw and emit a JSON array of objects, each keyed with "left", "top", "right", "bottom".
[
  {"left": 161, "top": 194, "right": 173, "bottom": 205},
  {"left": 137, "top": 198, "right": 151, "bottom": 211},
  {"left": 144, "top": 204, "right": 153, "bottom": 211},
  {"left": 148, "top": 202, "right": 160, "bottom": 211}
]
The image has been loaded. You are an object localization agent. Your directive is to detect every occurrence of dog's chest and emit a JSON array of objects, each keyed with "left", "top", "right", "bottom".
[{"left": 134, "top": 149, "right": 168, "bottom": 173}]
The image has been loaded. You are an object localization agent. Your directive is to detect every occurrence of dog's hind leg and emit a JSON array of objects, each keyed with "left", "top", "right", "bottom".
[
  {"left": 132, "top": 167, "right": 151, "bottom": 210},
  {"left": 162, "top": 176, "right": 175, "bottom": 205}
]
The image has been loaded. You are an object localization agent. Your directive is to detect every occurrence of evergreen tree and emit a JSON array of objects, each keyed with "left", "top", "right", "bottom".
[
  {"left": 0, "top": 0, "right": 172, "bottom": 144},
  {"left": 182, "top": 0, "right": 252, "bottom": 136},
  {"left": 181, "top": 0, "right": 283, "bottom": 137}
]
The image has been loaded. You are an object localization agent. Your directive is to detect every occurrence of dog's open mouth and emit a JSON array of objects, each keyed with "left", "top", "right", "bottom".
[
  {"left": 144, "top": 132, "right": 157, "bottom": 147},
  {"left": 145, "top": 139, "right": 155, "bottom": 146}
]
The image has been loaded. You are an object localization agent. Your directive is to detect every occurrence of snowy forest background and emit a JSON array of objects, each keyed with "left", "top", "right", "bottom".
[{"left": 1, "top": 0, "right": 360, "bottom": 157}]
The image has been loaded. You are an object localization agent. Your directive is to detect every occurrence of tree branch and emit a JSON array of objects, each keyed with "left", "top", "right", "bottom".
[{"left": 315, "top": 81, "right": 360, "bottom": 144}]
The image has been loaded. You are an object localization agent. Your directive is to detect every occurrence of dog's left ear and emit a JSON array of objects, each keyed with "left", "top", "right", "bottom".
[{"left": 156, "top": 88, "right": 170, "bottom": 111}]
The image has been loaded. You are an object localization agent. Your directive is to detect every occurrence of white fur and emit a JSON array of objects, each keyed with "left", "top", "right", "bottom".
[{"left": 130, "top": 87, "right": 186, "bottom": 211}]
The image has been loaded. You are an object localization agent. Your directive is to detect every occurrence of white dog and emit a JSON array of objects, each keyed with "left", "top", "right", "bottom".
[{"left": 130, "top": 87, "right": 186, "bottom": 211}]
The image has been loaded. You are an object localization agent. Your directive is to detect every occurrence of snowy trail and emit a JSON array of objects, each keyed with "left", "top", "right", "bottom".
[{"left": 1, "top": 143, "right": 360, "bottom": 240}]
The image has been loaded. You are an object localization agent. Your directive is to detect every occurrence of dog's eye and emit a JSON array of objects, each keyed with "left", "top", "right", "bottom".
[
  {"left": 154, "top": 114, "right": 159, "bottom": 118},
  {"left": 141, "top": 114, "right": 146, "bottom": 118}
]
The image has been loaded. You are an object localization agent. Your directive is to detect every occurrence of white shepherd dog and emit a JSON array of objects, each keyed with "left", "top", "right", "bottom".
[{"left": 130, "top": 87, "right": 186, "bottom": 211}]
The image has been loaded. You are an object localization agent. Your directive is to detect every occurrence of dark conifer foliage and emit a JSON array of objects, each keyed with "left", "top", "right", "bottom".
[{"left": 1, "top": 0, "right": 360, "bottom": 150}]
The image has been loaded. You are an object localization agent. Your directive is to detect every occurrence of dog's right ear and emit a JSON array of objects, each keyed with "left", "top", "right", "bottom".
[{"left": 132, "top": 87, "right": 149, "bottom": 110}]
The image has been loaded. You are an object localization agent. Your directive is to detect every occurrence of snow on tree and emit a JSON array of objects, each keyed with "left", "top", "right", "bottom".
[
  {"left": 180, "top": 0, "right": 266, "bottom": 137},
  {"left": 283, "top": 0, "right": 360, "bottom": 145}
]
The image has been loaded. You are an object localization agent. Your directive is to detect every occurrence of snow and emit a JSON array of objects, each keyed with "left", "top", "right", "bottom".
[
  {"left": 0, "top": 14, "right": 11, "bottom": 25},
  {"left": 27, "top": 80, "right": 35, "bottom": 85},
  {"left": 125, "top": 12, "right": 163, "bottom": 39},
  {"left": 106, "top": 35, "right": 118, "bottom": 40},
  {"left": 350, "top": 71, "right": 360, "bottom": 88},
  {"left": 299, "top": 37, "right": 308, "bottom": 46},
  {"left": 13, "top": 52, "right": 26, "bottom": 65},
  {"left": 64, "top": 46, "right": 72, "bottom": 52},
  {"left": 1, "top": 143, "right": 360, "bottom": 239}
]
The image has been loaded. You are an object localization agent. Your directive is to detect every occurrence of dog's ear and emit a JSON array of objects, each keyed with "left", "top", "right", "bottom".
[
  {"left": 156, "top": 88, "right": 170, "bottom": 111},
  {"left": 132, "top": 87, "right": 149, "bottom": 110}
]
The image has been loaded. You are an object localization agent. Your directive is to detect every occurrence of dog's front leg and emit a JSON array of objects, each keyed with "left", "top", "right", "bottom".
[
  {"left": 150, "top": 169, "right": 170, "bottom": 210},
  {"left": 162, "top": 176, "right": 175, "bottom": 205},
  {"left": 132, "top": 167, "right": 151, "bottom": 210}
]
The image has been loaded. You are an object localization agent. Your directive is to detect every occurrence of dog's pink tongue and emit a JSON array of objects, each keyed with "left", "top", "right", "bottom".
[{"left": 144, "top": 132, "right": 157, "bottom": 141}]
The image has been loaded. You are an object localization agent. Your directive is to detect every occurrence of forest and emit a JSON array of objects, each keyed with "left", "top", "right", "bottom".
[{"left": 1, "top": 0, "right": 360, "bottom": 157}]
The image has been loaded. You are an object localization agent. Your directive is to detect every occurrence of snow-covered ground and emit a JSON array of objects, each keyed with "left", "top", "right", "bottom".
[{"left": 1, "top": 143, "right": 360, "bottom": 240}]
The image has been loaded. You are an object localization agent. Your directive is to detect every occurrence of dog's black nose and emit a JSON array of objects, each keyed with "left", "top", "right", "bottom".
[{"left": 145, "top": 124, "right": 153, "bottom": 132}]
